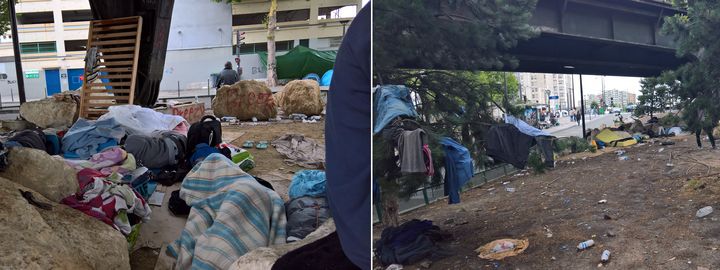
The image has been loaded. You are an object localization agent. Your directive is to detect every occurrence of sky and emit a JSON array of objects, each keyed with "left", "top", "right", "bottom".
[{"left": 571, "top": 75, "right": 643, "bottom": 96}]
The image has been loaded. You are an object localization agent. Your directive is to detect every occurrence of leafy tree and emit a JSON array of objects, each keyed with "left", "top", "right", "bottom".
[
  {"left": 663, "top": 0, "right": 720, "bottom": 131},
  {"left": 590, "top": 101, "right": 599, "bottom": 110},
  {"left": 374, "top": 0, "right": 538, "bottom": 227},
  {"left": 214, "top": 0, "right": 277, "bottom": 86},
  {"left": 635, "top": 71, "right": 680, "bottom": 117},
  {"left": 0, "top": 2, "right": 9, "bottom": 36}
]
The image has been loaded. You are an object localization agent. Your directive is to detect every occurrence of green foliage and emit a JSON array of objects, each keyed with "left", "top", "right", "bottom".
[
  {"left": 554, "top": 137, "right": 592, "bottom": 155},
  {"left": 635, "top": 71, "right": 680, "bottom": 117},
  {"left": 0, "top": 1, "right": 9, "bottom": 35},
  {"left": 663, "top": 0, "right": 720, "bottom": 130},
  {"left": 659, "top": 113, "right": 682, "bottom": 127},
  {"left": 374, "top": 0, "right": 539, "bottom": 73},
  {"left": 373, "top": 0, "right": 537, "bottom": 202},
  {"left": 590, "top": 101, "right": 599, "bottom": 110},
  {"left": 527, "top": 150, "right": 545, "bottom": 174}
]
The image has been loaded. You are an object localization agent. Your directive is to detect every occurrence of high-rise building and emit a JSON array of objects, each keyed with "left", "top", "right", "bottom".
[
  {"left": 515, "top": 72, "right": 574, "bottom": 110},
  {"left": 601, "top": 89, "right": 635, "bottom": 108}
]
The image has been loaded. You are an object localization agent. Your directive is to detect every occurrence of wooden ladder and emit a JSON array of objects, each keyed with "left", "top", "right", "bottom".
[{"left": 79, "top": 16, "right": 143, "bottom": 119}]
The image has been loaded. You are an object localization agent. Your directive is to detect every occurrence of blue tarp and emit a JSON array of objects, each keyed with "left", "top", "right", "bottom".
[
  {"left": 289, "top": 170, "right": 327, "bottom": 199},
  {"left": 373, "top": 85, "right": 418, "bottom": 133},
  {"left": 505, "top": 115, "right": 551, "bottom": 137},
  {"left": 440, "top": 137, "right": 474, "bottom": 204}
]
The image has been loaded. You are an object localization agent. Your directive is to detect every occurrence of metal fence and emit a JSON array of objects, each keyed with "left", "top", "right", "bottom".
[{"left": 373, "top": 163, "right": 519, "bottom": 223}]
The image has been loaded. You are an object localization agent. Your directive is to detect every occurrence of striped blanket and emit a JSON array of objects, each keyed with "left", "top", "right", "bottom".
[{"left": 168, "top": 153, "right": 287, "bottom": 270}]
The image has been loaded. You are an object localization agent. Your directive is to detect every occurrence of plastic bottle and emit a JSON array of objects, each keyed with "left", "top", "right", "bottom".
[
  {"left": 577, "top": 240, "right": 595, "bottom": 250},
  {"left": 601, "top": 250, "right": 611, "bottom": 262}
]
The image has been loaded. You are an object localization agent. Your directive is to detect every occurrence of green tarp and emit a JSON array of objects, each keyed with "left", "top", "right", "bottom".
[{"left": 258, "top": 45, "right": 337, "bottom": 80}]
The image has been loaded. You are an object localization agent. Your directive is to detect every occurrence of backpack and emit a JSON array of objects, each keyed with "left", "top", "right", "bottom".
[{"left": 186, "top": 115, "right": 222, "bottom": 156}]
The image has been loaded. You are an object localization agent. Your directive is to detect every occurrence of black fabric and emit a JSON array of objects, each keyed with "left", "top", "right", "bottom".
[
  {"left": 536, "top": 136, "right": 555, "bottom": 168},
  {"left": 186, "top": 115, "right": 222, "bottom": 156},
  {"left": 285, "top": 197, "right": 330, "bottom": 240},
  {"left": 8, "top": 129, "right": 47, "bottom": 152},
  {"left": 168, "top": 190, "right": 190, "bottom": 216},
  {"left": 374, "top": 219, "right": 452, "bottom": 266},
  {"left": 252, "top": 175, "right": 275, "bottom": 191},
  {"left": 272, "top": 232, "right": 360, "bottom": 270},
  {"left": 154, "top": 167, "right": 190, "bottom": 186},
  {"left": 485, "top": 124, "right": 536, "bottom": 169},
  {"left": 696, "top": 127, "right": 717, "bottom": 148}
]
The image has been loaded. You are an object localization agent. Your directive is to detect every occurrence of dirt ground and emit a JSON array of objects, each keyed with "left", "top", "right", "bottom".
[
  {"left": 129, "top": 120, "right": 324, "bottom": 270},
  {"left": 375, "top": 135, "right": 720, "bottom": 269}
]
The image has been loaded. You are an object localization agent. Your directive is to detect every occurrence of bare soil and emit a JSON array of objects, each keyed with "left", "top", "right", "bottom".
[{"left": 375, "top": 135, "right": 720, "bottom": 270}]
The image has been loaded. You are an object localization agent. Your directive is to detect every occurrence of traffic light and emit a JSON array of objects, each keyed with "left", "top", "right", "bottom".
[{"left": 236, "top": 31, "right": 246, "bottom": 45}]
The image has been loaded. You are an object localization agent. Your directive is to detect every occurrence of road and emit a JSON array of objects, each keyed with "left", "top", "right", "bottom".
[{"left": 548, "top": 113, "right": 630, "bottom": 137}]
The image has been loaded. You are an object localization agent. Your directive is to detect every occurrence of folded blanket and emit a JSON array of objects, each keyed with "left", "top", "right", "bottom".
[{"left": 169, "top": 153, "right": 287, "bottom": 270}]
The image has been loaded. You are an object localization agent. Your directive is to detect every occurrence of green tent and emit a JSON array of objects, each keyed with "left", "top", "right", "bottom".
[{"left": 258, "top": 45, "right": 337, "bottom": 80}]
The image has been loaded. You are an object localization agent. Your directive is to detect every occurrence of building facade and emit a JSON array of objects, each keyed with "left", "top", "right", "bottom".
[
  {"left": 231, "top": 0, "right": 362, "bottom": 80},
  {"left": 0, "top": 0, "right": 92, "bottom": 101},
  {"left": 601, "top": 89, "right": 635, "bottom": 108},
  {"left": 515, "top": 72, "right": 574, "bottom": 110},
  {"left": 0, "top": 0, "right": 364, "bottom": 101}
]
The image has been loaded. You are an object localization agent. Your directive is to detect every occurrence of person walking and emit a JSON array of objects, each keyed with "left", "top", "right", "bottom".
[
  {"left": 687, "top": 98, "right": 717, "bottom": 149},
  {"left": 575, "top": 109, "right": 582, "bottom": 126},
  {"left": 215, "top": 61, "right": 240, "bottom": 89}
]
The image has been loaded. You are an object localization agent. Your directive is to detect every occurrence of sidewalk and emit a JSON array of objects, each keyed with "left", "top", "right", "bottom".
[{"left": 544, "top": 114, "right": 605, "bottom": 134}]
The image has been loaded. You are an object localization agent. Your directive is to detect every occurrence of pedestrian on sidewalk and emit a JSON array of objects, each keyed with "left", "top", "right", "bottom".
[
  {"left": 570, "top": 108, "right": 576, "bottom": 122},
  {"left": 575, "top": 109, "right": 582, "bottom": 126}
]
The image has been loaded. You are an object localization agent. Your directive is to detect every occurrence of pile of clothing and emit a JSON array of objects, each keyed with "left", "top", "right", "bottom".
[
  {"left": 374, "top": 219, "right": 451, "bottom": 266},
  {"left": 286, "top": 170, "right": 331, "bottom": 242},
  {"left": 374, "top": 85, "right": 434, "bottom": 177}
]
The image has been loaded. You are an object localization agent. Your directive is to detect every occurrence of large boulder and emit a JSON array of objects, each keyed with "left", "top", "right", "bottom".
[
  {"left": 0, "top": 147, "right": 78, "bottom": 202},
  {"left": 19, "top": 94, "right": 78, "bottom": 129},
  {"left": 0, "top": 177, "right": 130, "bottom": 269},
  {"left": 279, "top": 80, "right": 324, "bottom": 116},
  {"left": 212, "top": 80, "right": 277, "bottom": 121}
]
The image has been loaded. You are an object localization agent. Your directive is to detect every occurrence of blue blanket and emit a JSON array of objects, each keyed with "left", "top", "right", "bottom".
[
  {"left": 288, "top": 170, "right": 327, "bottom": 199},
  {"left": 440, "top": 137, "right": 474, "bottom": 204},
  {"left": 168, "top": 153, "right": 287, "bottom": 270},
  {"left": 62, "top": 118, "right": 125, "bottom": 159},
  {"left": 505, "top": 115, "right": 551, "bottom": 137},
  {"left": 373, "top": 85, "right": 418, "bottom": 133}
]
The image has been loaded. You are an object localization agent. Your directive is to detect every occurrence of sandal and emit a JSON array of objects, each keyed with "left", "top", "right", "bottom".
[
  {"left": 256, "top": 141, "right": 268, "bottom": 149},
  {"left": 242, "top": 140, "right": 254, "bottom": 148}
]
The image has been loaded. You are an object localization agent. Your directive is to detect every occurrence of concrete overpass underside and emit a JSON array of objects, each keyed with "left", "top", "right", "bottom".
[{"left": 508, "top": 0, "right": 686, "bottom": 77}]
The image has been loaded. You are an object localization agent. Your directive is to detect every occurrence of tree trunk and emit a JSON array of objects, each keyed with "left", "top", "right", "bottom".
[
  {"left": 381, "top": 188, "right": 400, "bottom": 227},
  {"left": 266, "top": 0, "right": 278, "bottom": 87}
]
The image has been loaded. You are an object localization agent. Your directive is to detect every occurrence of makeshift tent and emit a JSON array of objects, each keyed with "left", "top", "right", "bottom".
[
  {"left": 373, "top": 85, "right": 418, "bottom": 133},
  {"left": 505, "top": 115, "right": 551, "bottom": 137},
  {"left": 485, "top": 125, "right": 536, "bottom": 169},
  {"left": 595, "top": 129, "right": 637, "bottom": 147},
  {"left": 258, "top": 46, "right": 337, "bottom": 80}
]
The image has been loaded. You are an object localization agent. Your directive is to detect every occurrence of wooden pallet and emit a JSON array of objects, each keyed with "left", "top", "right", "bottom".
[{"left": 79, "top": 16, "right": 142, "bottom": 119}]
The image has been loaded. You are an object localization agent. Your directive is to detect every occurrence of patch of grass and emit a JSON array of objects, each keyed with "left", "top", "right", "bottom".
[{"left": 684, "top": 179, "right": 705, "bottom": 191}]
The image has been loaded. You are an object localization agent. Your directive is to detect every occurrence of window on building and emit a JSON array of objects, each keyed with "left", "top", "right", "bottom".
[
  {"left": 234, "top": 40, "right": 294, "bottom": 54},
  {"left": 20, "top": 42, "right": 56, "bottom": 54},
  {"left": 299, "top": 39, "right": 309, "bottom": 47},
  {"left": 233, "top": 9, "right": 310, "bottom": 26},
  {"left": 62, "top": 10, "right": 93, "bottom": 22},
  {"left": 17, "top": 11, "right": 54, "bottom": 24},
  {"left": 318, "top": 5, "right": 357, "bottom": 20},
  {"left": 64, "top": 39, "right": 88, "bottom": 51}
]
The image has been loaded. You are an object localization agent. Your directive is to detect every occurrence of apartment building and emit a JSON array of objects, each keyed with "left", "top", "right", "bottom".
[{"left": 516, "top": 72, "right": 574, "bottom": 110}]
